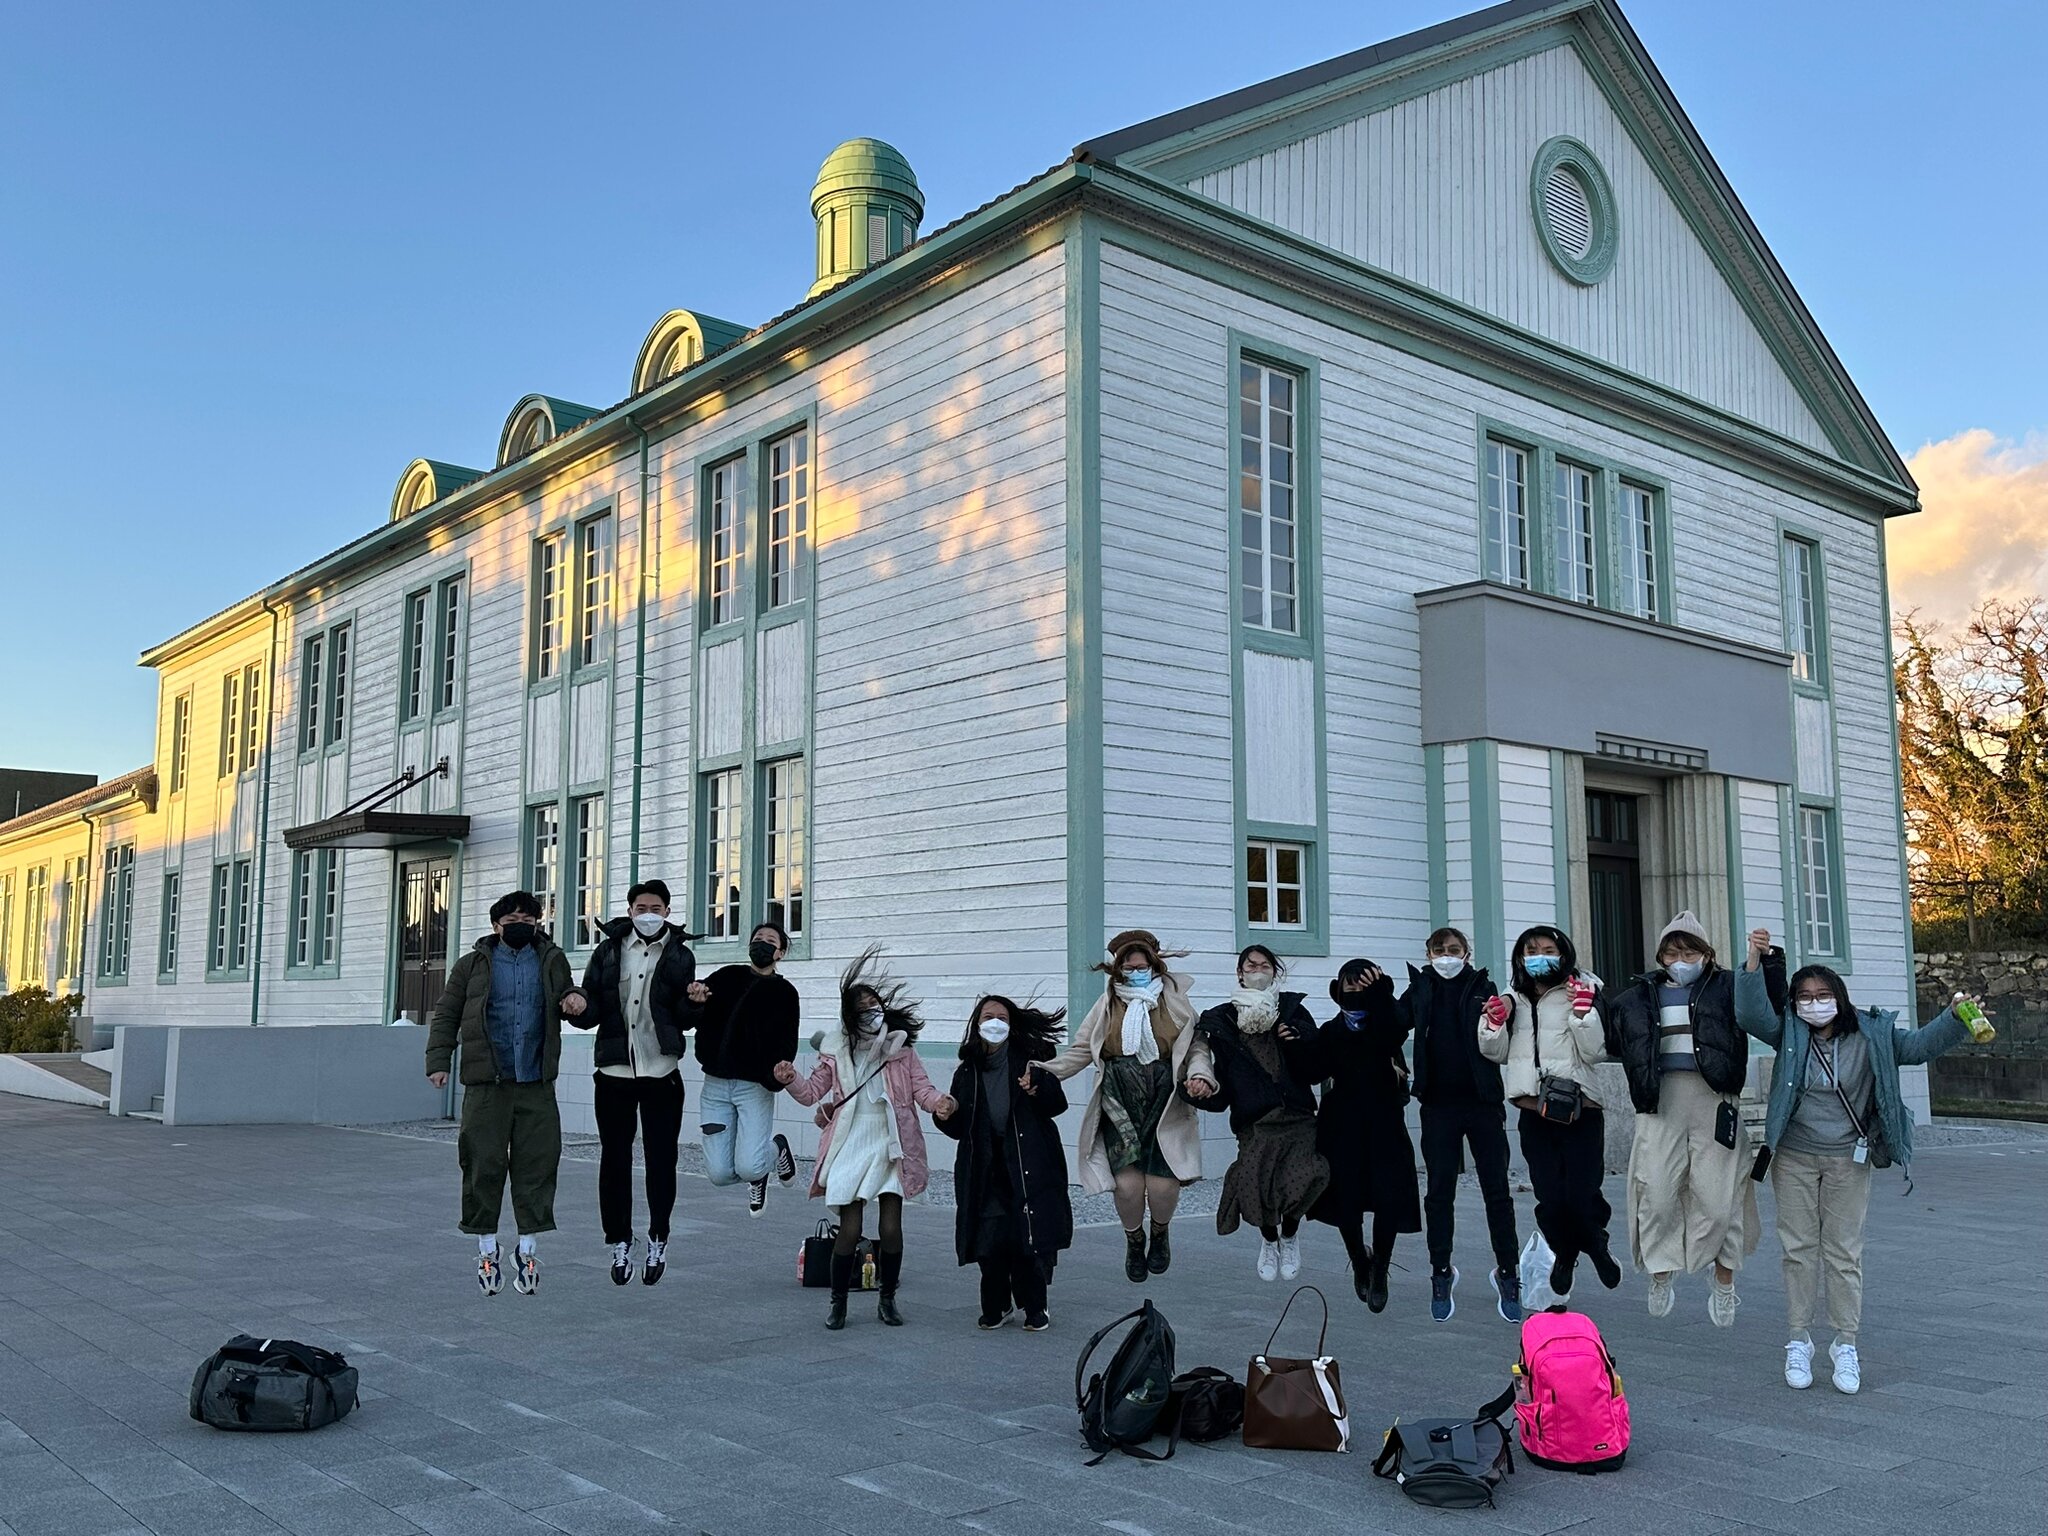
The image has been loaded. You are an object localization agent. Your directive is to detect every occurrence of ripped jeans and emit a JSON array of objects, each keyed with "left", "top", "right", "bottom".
[{"left": 700, "top": 1075, "right": 777, "bottom": 1187}]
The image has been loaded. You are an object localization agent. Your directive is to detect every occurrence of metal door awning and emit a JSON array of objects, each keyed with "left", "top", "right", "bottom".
[{"left": 282, "top": 760, "right": 470, "bottom": 851}]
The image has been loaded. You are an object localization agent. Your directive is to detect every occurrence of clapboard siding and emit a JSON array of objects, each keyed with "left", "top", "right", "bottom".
[
  {"left": 1097, "top": 239, "right": 1908, "bottom": 1011},
  {"left": 1498, "top": 744, "right": 1557, "bottom": 938},
  {"left": 1188, "top": 44, "right": 1834, "bottom": 455},
  {"left": 1738, "top": 779, "right": 1787, "bottom": 942}
]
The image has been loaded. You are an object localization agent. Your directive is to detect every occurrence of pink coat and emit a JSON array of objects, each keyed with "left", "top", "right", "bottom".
[{"left": 785, "top": 1029, "right": 947, "bottom": 1200}]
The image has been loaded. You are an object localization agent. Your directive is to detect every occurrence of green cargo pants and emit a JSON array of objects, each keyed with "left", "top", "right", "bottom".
[{"left": 458, "top": 1081, "right": 561, "bottom": 1236}]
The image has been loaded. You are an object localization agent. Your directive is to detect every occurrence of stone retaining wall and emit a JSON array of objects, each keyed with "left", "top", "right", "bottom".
[{"left": 1916, "top": 950, "right": 2048, "bottom": 1109}]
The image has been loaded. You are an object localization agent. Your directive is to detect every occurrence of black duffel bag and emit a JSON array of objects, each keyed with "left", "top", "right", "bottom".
[{"left": 190, "top": 1336, "right": 359, "bottom": 1432}]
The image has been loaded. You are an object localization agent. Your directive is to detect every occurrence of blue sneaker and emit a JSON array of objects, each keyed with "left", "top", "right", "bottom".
[
  {"left": 1491, "top": 1266, "right": 1523, "bottom": 1323},
  {"left": 1430, "top": 1266, "right": 1458, "bottom": 1322}
]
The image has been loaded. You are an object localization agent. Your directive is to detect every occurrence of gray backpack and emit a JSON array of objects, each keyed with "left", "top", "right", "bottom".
[{"left": 190, "top": 1336, "right": 359, "bottom": 1432}]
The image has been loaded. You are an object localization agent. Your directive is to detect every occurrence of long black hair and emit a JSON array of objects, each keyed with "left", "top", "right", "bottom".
[
  {"left": 1510, "top": 924, "right": 1580, "bottom": 1001},
  {"left": 1788, "top": 963, "right": 1859, "bottom": 1032},
  {"left": 959, "top": 994, "right": 1067, "bottom": 1064},
  {"left": 839, "top": 945, "right": 923, "bottom": 1043}
]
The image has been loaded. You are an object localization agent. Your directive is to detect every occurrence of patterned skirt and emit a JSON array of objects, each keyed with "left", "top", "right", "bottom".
[
  {"left": 1100, "top": 1056, "right": 1176, "bottom": 1180},
  {"left": 1218, "top": 1109, "right": 1331, "bottom": 1236}
]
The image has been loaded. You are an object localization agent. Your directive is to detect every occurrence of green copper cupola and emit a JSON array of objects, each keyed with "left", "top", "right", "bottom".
[{"left": 809, "top": 138, "right": 923, "bottom": 298}]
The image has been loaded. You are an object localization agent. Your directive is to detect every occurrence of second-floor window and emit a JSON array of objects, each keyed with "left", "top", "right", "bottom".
[
  {"left": 218, "top": 671, "right": 242, "bottom": 778},
  {"left": 402, "top": 592, "right": 430, "bottom": 721},
  {"left": 708, "top": 458, "right": 743, "bottom": 626},
  {"left": 1483, "top": 438, "right": 1532, "bottom": 589},
  {"left": 533, "top": 535, "right": 568, "bottom": 680},
  {"left": 300, "top": 622, "right": 352, "bottom": 753},
  {"left": 1238, "top": 360, "right": 1301, "bottom": 633},
  {"left": 1785, "top": 535, "right": 1824, "bottom": 684},
  {"left": 576, "top": 516, "right": 614, "bottom": 667},
  {"left": 168, "top": 692, "right": 191, "bottom": 793},
  {"left": 98, "top": 844, "right": 135, "bottom": 981},
  {"left": 767, "top": 428, "right": 810, "bottom": 608},
  {"left": 436, "top": 577, "right": 464, "bottom": 709},
  {"left": 1552, "top": 460, "right": 1597, "bottom": 604},
  {"left": 1618, "top": 482, "right": 1662, "bottom": 620}
]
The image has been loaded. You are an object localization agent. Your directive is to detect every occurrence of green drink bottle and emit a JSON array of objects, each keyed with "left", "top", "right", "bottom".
[{"left": 1952, "top": 992, "right": 1996, "bottom": 1044}]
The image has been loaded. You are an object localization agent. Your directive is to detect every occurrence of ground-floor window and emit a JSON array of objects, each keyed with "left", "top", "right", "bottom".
[
  {"left": 1245, "top": 839, "right": 1307, "bottom": 931},
  {"left": 571, "top": 795, "right": 606, "bottom": 950},
  {"left": 701, "top": 768, "right": 744, "bottom": 941},
  {"left": 1798, "top": 804, "right": 1841, "bottom": 958},
  {"left": 288, "top": 850, "right": 341, "bottom": 971},
  {"left": 762, "top": 757, "right": 806, "bottom": 940},
  {"left": 158, "top": 872, "right": 180, "bottom": 978}
]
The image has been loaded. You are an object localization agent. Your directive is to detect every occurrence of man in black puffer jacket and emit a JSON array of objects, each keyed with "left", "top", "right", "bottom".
[
  {"left": 573, "top": 879, "right": 698, "bottom": 1286},
  {"left": 1600, "top": 910, "right": 1756, "bottom": 1327},
  {"left": 1401, "top": 927, "right": 1522, "bottom": 1324}
]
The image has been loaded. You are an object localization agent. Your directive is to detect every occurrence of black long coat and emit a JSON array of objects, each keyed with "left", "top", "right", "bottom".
[
  {"left": 1304, "top": 973, "right": 1422, "bottom": 1231},
  {"left": 1182, "top": 994, "right": 1323, "bottom": 1134},
  {"left": 935, "top": 1039, "right": 1073, "bottom": 1269}
]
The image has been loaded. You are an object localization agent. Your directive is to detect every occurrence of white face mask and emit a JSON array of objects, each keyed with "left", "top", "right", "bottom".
[
  {"left": 860, "top": 1008, "right": 885, "bottom": 1029},
  {"left": 1665, "top": 959, "right": 1704, "bottom": 986},
  {"left": 1796, "top": 998, "right": 1838, "bottom": 1026},
  {"left": 1430, "top": 955, "right": 1467, "bottom": 979},
  {"left": 1241, "top": 972, "right": 1275, "bottom": 992},
  {"left": 977, "top": 1018, "right": 1011, "bottom": 1045},
  {"left": 631, "top": 912, "right": 666, "bottom": 938}
]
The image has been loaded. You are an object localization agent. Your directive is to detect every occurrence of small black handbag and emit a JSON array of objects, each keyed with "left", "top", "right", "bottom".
[{"left": 797, "top": 1221, "right": 877, "bottom": 1289}]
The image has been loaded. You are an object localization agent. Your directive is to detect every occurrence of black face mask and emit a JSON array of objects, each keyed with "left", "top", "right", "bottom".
[
  {"left": 748, "top": 940, "right": 779, "bottom": 968},
  {"left": 501, "top": 922, "right": 536, "bottom": 950},
  {"left": 1338, "top": 990, "right": 1371, "bottom": 1012}
]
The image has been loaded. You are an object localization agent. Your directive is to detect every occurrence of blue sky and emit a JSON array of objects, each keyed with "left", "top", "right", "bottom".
[{"left": 2, "top": 0, "right": 2041, "bottom": 778}]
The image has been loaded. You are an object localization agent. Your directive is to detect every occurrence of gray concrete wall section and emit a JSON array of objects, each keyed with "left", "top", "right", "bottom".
[
  {"left": 1417, "top": 582, "right": 1797, "bottom": 783},
  {"left": 108, "top": 1025, "right": 173, "bottom": 1116},
  {"left": 160, "top": 1025, "right": 444, "bottom": 1126}
]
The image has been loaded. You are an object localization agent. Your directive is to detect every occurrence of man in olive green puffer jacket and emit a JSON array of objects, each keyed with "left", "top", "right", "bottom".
[{"left": 425, "top": 889, "right": 587, "bottom": 1296}]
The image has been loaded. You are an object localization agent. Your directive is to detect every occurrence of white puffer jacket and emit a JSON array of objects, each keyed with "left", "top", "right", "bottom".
[{"left": 1477, "top": 981, "right": 1608, "bottom": 1105}]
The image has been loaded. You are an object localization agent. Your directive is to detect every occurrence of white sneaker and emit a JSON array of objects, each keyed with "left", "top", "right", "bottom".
[
  {"left": 1257, "top": 1240, "right": 1281, "bottom": 1281},
  {"left": 1279, "top": 1236, "right": 1302, "bottom": 1281},
  {"left": 1708, "top": 1281, "right": 1740, "bottom": 1330},
  {"left": 1646, "top": 1273, "right": 1675, "bottom": 1318},
  {"left": 1784, "top": 1338, "right": 1813, "bottom": 1389},
  {"left": 1829, "top": 1340, "right": 1861, "bottom": 1394}
]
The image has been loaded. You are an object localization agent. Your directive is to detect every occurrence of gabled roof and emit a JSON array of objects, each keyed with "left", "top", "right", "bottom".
[
  {"left": 0, "top": 766, "right": 158, "bottom": 846},
  {"left": 1076, "top": 0, "right": 1913, "bottom": 496}
]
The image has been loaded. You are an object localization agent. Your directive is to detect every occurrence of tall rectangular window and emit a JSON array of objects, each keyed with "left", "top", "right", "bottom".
[
  {"left": 436, "top": 577, "right": 464, "bottom": 710},
  {"left": 708, "top": 459, "right": 742, "bottom": 626},
  {"left": 1798, "top": 805, "right": 1840, "bottom": 957},
  {"left": 1237, "top": 360, "right": 1299, "bottom": 633},
  {"left": 241, "top": 663, "right": 263, "bottom": 772},
  {"left": 1245, "top": 840, "right": 1307, "bottom": 931},
  {"left": 402, "top": 591, "right": 430, "bottom": 721},
  {"left": 1785, "top": 536, "right": 1823, "bottom": 684},
  {"left": 287, "top": 850, "right": 339, "bottom": 970},
  {"left": 230, "top": 858, "right": 253, "bottom": 972},
  {"left": 763, "top": 757, "right": 806, "bottom": 939},
  {"left": 97, "top": 844, "right": 135, "bottom": 981},
  {"left": 21, "top": 866, "right": 49, "bottom": 987},
  {"left": 527, "top": 803, "right": 562, "bottom": 932},
  {"left": 208, "top": 864, "right": 231, "bottom": 973},
  {"left": 60, "top": 855, "right": 88, "bottom": 989},
  {"left": 219, "top": 671, "right": 242, "bottom": 778},
  {"left": 158, "top": 872, "right": 180, "bottom": 978},
  {"left": 571, "top": 795, "right": 607, "bottom": 950},
  {"left": 325, "top": 623, "right": 351, "bottom": 744},
  {"left": 290, "top": 852, "right": 316, "bottom": 968},
  {"left": 0, "top": 872, "right": 14, "bottom": 990},
  {"left": 168, "top": 693, "right": 191, "bottom": 793},
  {"left": 767, "top": 427, "right": 810, "bottom": 608},
  {"left": 300, "top": 634, "right": 326, "bottom": 753},
  {"left": 1552, "top": 460, "right": 1597, "bottom": 604},
  {"left": 1483, "top": 439, "right": 1531, "bottom": 589},
  {"left": 533, "top": 535, "right": 567, "bottom": 680},
  {"left": 703, "top": 768, "right": 743, "bottom": 940},
  {"left": 1618, "top": 483, "right": 1661, "bottom": 620},
  {"left": 576, "top": 517, "right": 614, "bottom": 667}
]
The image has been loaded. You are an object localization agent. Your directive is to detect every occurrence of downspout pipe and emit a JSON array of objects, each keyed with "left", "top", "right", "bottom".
[
  {"left": 75, "top": 808, "right": 97, "bottom": 1031},
  {"left": 628, "top": 420, "right": 653, "bottom": 884},
  {"left": 248, "top": 599, "right": 283, "bottom": 1025}
]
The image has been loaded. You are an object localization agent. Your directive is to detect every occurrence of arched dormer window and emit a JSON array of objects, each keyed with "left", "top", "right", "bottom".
[
  {"left": 496, "top": 395, "right": 604, "bottom": 467},
  {"left": 389, "top": 459, "right": 486, "bottom": 522},
  {"left": 631, "top": 310, "right": 749, "bottom": 395},
  {"left": 510, "top": 406, "right": 553, "bottom": 458}
]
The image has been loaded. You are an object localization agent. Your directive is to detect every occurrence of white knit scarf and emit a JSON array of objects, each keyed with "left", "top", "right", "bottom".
[
  {"left": 1114, "top": 977, "right": 1166, "bottom": 1063},
  {"left": 1230, "top": 985, "right": 1280, "bottom": 1034}
]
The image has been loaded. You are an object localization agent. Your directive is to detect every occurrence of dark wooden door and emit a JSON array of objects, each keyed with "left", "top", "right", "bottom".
[
  {"left": 395, "top": 857, "right": 452, "bottom": 1024},
  {"left": 1585, "top": 790, "right": 1644, "bottom": 986}
]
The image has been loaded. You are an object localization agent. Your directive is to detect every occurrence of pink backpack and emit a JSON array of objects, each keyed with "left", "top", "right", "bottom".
[{"left": 1511, "top": 1311, "right": 1629, "bottom": 1472}]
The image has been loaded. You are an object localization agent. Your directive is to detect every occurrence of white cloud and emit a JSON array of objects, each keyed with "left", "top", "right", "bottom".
[{"left": 1890, "top": 429, "right": 2048, "bottom": 632}]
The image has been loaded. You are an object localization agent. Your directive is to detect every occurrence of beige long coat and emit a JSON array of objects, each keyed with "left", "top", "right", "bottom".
[{"left": 1048, "top": 973, "right": 1213, "bottom": 1194}]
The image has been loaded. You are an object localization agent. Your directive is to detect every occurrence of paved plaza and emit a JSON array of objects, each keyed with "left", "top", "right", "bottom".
[{"left": 0, "top": 1091, "right": 2042, "bottom": 1536}]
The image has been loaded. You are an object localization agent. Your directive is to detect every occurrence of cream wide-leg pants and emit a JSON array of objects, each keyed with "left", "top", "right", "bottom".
[{"left": 1627, "top": 1068, "right": 1759, "bottom": 1275}]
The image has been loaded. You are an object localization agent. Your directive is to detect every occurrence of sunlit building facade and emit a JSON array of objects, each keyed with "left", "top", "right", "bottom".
[{"left": 20, "top": 1, "right": 1923, "bottom": 1110}]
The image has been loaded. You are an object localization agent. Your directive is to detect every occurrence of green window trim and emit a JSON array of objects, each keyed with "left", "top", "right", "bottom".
[
  {"left": 1531, "top": 135, "right": 1619, "bottom": 287},
  {"left": 296, "top": 612, "right": 357, "bottom": 763},
  {"left": 1475, "top": 418, "right": 1675, "bottom": 625},
  {"left": 284, "top": 848, "right": 343, "bottom": 978},
  {"left": 1794, "top": 801, "right": 1848, "bottom": 964},
  {"left": 96, "top": 843, "right": 137, "bottom": 985},
  {"left": 156, "top": 869, "right": 181, "bottom": 982},
  {"left": 203, "top": 856, "right": 255, "bottom": 983},
  {"left": 1777, "top": 518, "right": 1849, "bottom": 968},
  {"left": 166, "top": 691, "right": 193, "bottom": 795},
  {"left": 687, "top": 406, "right": 819, "bottom": 966},
  {"left": 1779, "top": 528, "right": 1832, "bottom": 691},
  {"left": 1227, "top": 330, "right": 1329, "bottom": 958}
]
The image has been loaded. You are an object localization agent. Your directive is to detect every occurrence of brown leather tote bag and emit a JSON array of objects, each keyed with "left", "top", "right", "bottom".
[{"left": 1243, "top": 1285, "right": 1350, "bottom": 1452}]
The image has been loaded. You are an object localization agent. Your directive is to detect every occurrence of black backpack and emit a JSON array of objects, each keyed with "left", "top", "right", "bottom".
[
  {"left": 1371, "top": 1388, "right": 1517, "bottom": 1508},
  {"left": 190, "top": 1336, "right": 359, "bottom": 1432},
  {"left": 1076, "top": 1301, "right": 1177, "bottom": 1464},
  {"left": 1171, "top": 1367, "right": 1245, "bottom": 1443}
]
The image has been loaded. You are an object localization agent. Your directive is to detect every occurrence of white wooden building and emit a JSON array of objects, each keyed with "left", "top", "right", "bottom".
[{"left": 28, "top": 0, "right": 1927, "bottom": 1123}]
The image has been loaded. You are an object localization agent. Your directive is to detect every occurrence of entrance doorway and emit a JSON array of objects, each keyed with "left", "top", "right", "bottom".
[
  {"left": 394, "top": 855, "right": 453, "bottom": 1024},
  {"left": 1586, "top": 789, "right": 1644, "bottom": 986}
]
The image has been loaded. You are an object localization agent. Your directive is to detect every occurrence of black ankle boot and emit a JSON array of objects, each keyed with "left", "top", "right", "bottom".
[
  {"left": 1550, "top": 1250, "right": 1577, "bottom": 1301},
  {"left": 876, "top": 1249, "right": 904, "bottom": 1325},
  {"left": 1591, "top": 1243, "right": 1622, "bottom": 1291},
  {"left": 1124, "top": 1228, "right": 1149, "bottom": 1283},
  {"left": 1146, "top": 1223, "right": 1172, "bottom": 1275},
  {"left": 1341, "top": 1229, "right": 1374, "bottom": 1305},
  {"left": 1366, "top": 1248, "right": 1391, "bottom": 1314},
  {"left": 826, "top": 1252, "right": 854, "bottom": 1331}
]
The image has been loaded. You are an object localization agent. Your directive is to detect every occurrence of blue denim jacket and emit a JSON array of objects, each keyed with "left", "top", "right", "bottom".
[{"left": 485, "top": 942, "right": 547, "bottom": 1083}]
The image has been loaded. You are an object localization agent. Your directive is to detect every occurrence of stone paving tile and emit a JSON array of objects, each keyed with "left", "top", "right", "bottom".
[{"left": 2, "top": 1095, "right": 2045, "bottom": 1536}]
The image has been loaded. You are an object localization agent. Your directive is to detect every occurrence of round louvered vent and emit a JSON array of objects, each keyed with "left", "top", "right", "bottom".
[
  {"left": 1542, "top": 164, "right": 1594, "bottom": 259},
  {"left": 1531, "top": 137, "right": 1616, "bottom": 285}
]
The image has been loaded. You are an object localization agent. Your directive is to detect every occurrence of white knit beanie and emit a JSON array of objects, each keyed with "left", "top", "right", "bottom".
[{"left": 1656, "top": 910, "right": 1712, "bottom": 954}]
